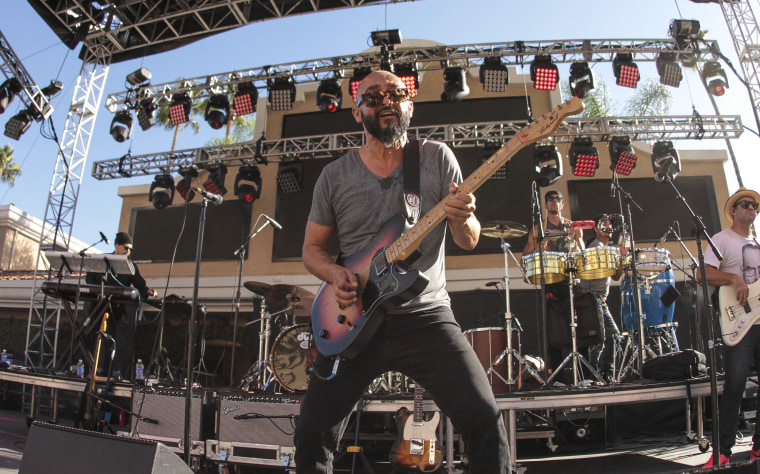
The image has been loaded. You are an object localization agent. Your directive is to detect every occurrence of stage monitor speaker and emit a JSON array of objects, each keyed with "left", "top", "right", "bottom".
[
  {"left": 20, "top": 422, "right": 193, "bottom": 474},
  {"left": 130, "top": 387, "right": 211, "bottom": 456}
]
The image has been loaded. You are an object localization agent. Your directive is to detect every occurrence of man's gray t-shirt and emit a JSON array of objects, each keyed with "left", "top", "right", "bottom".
[{"left": 308, "top": 140, "right": 462, "bottom": 312}]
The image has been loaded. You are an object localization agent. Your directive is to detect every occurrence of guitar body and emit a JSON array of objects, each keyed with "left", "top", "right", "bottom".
[
  {"left": 389, "top": 407, "right": 443, "bottom": 473},
  {"left": 311, "top": 215, "right": 430, "bottom": 358},
  {"left": 719, "top": 280, "right": 760, "bottom": 346}
]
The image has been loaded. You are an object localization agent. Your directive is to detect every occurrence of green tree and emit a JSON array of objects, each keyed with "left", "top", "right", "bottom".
[
  {"left": 561, "top": 75, "right": 672, "bottom": 118},
  {"left": 207, "top": 114, "right": 256, "bottom": 146},
  {"left": 0, "top": 144, "right": 22, "bottom": 186}
]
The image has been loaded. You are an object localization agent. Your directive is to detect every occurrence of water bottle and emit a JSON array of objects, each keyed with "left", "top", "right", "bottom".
[
  {"left": 135, "top": 359, "right": 144, "bottom": 384},
  {"left": 76, "top": 359, "right": 84, "bottom": 378}
]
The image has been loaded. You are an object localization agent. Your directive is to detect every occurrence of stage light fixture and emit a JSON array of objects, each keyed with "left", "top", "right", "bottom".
[
  {"left": 0, "top": 78, "right": 23, "bottom": 114},
  {"left": 233, "top": 81, "right": 258, "bottom": 116},
  {"left": 656, "top": 53, "right": 683, "bottom": 88},
  {"left": 393, "top": 63, "right": 419, "bottom": 98},
  {"left": 651, "top": 140, "right": 681, "bottom": 182},
  {"left": 268, "top": 76, "right": 296, "bottom": 111},
  {"left": 480, "top": 57, "right": 509, "bottom": 93},
  {"left": 137, "top": 96, "right": 157, "bottom": 131},
  {"left": 669, "top": 19, "right": 701, "bottom": 42},
  {"left": 40, "top": 80, "right": 63, "bottom": 97},
  {"left": 4, "top": 109, "right": 32, "bottom": 140},
  {"left": 568, "top": 137, "right": 599, "bottom": 177},
  {"left": 168, "top": 93, "right": 191, "bottom": 126},
  {"left": 609, "top": 136, "right": 637, "bottom": 176},
  {"left": 530, "top": 55, "right": 559, "bottom": 91},
  {"left": 316, "top": 78, "right": 342, "bottom": 113},
  {"left": 109, "top": 110, "right": 133, "bottom": 143},
  {"left": 234, "top": 164, "right": 262, "bottom": 203},
  {"left": 613, "top": 54, "right": 640, "bottom": 88},
  {"left": 126, "top": 67, "right": 151, "bottom": 87},
  {"left": 149, "top": 174, "right": 175, "bottom": 209},
  {"left": 277, "top": 161, "right": 304, "bottom": 194},
  {"left": 350, "top": 67, "right": 372, "bottom": 103},
  {"left": 371, "top": 29, "right": 402, "bottom": 47},
  {"left": 176, "top": 166, "right": 198, "bottom": 202},
  {"left": 205, "top": 94, "right": 230, "bottom": 130},
  {"left": 441, "top": 67, "right": 470, "bottom": 103},
  {"left": 533, "top": 144, "right": 563, "bottom": 187},
  {"left": 702, "top": 61, "right": 728, "bottom": 96},
  {"left": 203, "top": 164, "right": 228, "bottom": 196},
  {"left": 569, "top": 62, "right": 594, "bottom": 99}
]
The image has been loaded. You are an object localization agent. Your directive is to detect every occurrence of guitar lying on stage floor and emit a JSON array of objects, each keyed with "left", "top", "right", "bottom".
[
  {"left": 389, "top": 385, "right": 442, "bottom": 473},
  {"left": 310, "top": 96, "right": 584, "bottom": 358},
  {"left": 719, "top": 280, "right": 760, "bottom": 345}
]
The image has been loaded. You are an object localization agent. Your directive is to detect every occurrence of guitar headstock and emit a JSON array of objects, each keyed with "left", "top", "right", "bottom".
[{"left": 517, "top": 96, "right": 584, "bottom": 145}]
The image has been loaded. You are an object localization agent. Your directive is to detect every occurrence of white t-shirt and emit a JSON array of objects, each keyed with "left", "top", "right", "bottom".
[{"left": 704, "top": 228, "right": 760, "bottom": 285}]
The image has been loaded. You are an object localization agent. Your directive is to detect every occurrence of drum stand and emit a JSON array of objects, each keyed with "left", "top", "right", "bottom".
[
  {"left": 488, "top": 239, "right": 545, "bottom": 388},
  {"left": 239, "top": 302, "right": 275, "bottom": 391},
  {"left": 546, "top": 267, "right": 604, "bottom": 386}
]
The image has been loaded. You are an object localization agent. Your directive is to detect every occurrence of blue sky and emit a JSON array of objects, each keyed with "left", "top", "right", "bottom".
[{"left": 1, "top": 0, "right": 757, "bottom": 253}]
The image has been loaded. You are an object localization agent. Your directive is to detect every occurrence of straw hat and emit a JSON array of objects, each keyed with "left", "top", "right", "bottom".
[{"left": 724, "top": 187, "right": 760, "bottom": 222}]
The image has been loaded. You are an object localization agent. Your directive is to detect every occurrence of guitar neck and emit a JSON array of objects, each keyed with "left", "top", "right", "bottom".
[{"left": 413, "top": 385, "right": 424, "bottom": 423}]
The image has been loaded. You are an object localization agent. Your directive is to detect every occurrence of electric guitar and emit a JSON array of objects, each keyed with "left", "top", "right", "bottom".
[
  {"left": 389, "top": 385, "right": 442, "bottom": 473},
  {"left": 311, "top": 96, "right": 584, "bottom": 358},
  {"left": 719, "top": 279, "right": 760, "bottom": 345}
]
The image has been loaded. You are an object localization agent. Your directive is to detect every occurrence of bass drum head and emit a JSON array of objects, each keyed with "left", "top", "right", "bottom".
[{"left": 270, "top": 324, "right": 316, "bottom": 392}]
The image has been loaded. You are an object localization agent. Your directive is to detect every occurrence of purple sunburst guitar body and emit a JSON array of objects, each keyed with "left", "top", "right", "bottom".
[{"left": 311, "top": 97, "right": 585, "bottom": 358}]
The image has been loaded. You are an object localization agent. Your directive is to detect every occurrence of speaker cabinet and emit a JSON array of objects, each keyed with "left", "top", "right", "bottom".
[
  {"left": 206, "top": 390, "right": 301, "bottom": 468},
  {"left": 130, "top": 387, "right": 212, "bottom": 457},
  {"left": 20, "top": 422, "right": 193, "bottom": 474}
]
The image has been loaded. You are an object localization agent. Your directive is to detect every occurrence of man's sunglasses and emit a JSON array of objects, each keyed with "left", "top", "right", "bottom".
[
  {"left": 736, "top": 200, "right": 760, "bottom": 210},
  {"left": 545, "top": 196, "right": 563, "bottom": 202},
  {"left": 356, "top": 89, "right": 410, "bottom": 107}
]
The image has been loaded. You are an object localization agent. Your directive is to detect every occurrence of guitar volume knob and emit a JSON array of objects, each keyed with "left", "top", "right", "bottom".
[
  {"left": 318, "top": 329, "right": 328, "bottom": 338},
  {"left": 337, "top": 314, "right": 347, "bottom": 324}
]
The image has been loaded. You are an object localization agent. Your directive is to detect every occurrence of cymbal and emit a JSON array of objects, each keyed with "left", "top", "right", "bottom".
[
  {"left": 243, "top": 281, "right": 315, "bottom": 317},
  {"left": 480, "top": 220, "right": 529, "bottom": 239}
]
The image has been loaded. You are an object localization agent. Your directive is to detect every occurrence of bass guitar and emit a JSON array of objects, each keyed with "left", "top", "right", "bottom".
[
  {"left": 311, "top": 96, "right": 584, "bottom": 358},
  {"left": 389, "top": 385, "right": 442, "bottom": 472},
  {"left": 719, "top": 280, "right": 760, "bottom": 345}
]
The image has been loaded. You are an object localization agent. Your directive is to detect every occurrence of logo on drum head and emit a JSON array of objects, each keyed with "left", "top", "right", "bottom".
[{"left": 298, "top": 331, "right": 312, "bottom": 350}]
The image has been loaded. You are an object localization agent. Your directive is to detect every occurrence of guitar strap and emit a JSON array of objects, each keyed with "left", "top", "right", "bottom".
[{"left": 403, "top": 138, "right": 422, "bottom": 225}]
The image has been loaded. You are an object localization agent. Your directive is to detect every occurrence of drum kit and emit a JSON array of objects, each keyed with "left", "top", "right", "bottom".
[{"left": 238, "top": 281, "right": 317, "bottom": 393}]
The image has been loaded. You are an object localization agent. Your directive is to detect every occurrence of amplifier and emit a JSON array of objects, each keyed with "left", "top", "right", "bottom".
[
  {"left": 206, "top": 391, "right": 301, "bottom": 468},
  {"left": 129, "top": 386, "right": 213, "bottom": 457}
]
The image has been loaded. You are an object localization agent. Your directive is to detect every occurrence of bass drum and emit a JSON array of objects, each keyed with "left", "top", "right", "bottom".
[{"left": 270, "top": 324, "right": 317, "bottom": 392}]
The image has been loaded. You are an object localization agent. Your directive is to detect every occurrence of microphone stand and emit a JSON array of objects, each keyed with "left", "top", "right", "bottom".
[
  {"left": 531, "top": 182, "right": 550, "bottom": 381},
  {"left": 229, "top": 215, "right": 275, "bottom": 386},
  {"left": 661, "top": 175, "right": 723, "bottom": 465}
]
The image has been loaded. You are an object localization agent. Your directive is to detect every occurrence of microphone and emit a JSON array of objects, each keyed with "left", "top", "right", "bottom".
[
  {"left": 653, "top": 221, "right": 676, "bottom": 248},
  {"left": 654, "top": 157, "right": 675, "bottom": 183},
  {"left": 99, "top": 232, "right": 109, "bottom": 244},
  {"left": 192, "top": 187, "right": 223, "bottom": 205},
  {"left": 262, "top": 214, "right": 283, "bottom": 230},
  {"left": 485, "top": 281, "right": 501, "bottom": 288},
  {"left": 569, "top": 220, "right": 596, "bottom": 230}
]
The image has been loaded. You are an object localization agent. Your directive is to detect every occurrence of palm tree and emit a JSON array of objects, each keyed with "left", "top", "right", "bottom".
[
  {"left": 0, "top": 144, "right": 22, "bottom": 186},
  {"left": 561, "top": 75, "right": 673, "bottom": 118}
]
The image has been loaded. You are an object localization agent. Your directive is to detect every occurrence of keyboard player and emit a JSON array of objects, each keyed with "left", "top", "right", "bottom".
[{"left": 85, "top": 232, "right": 157, "bottom": 380}]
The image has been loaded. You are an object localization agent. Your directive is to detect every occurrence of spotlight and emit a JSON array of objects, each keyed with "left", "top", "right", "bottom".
[
  {"left": 702, "top": 61, "right": 728, "bottom": 96},
  {"left": 176, "top": 166, "right": 198, "bottom": 202},
  {"left": 233, "top": 81, "right": 258, "bottom": 116},
  {"left": 205, "top": 94, "right": 230, "bottom": 129},
  {"left": 393, "top": 63, "right": 419, "bottom": 98},
  {"left": 568, "top": 137, "right": 599, "bottom": 177},
  {"left": 609, "top": 136, "right": 637, "bottom": 176},
  {"left": 202, "top": 164, "right": 227, "bottom": 196},
  {"left": 651, "top": 140, "right": 681, "bottom": 182},
  {"left": 277, "top": 161, "right": 304, "bottom": 194},
  {"left": 530, "top": 55, "right": 559, "bottom": 91},
  {"left": 4, "top": 109, "right": 32, "bottom": 140},
  {"left": 480, "top": 57, "right": 508, "bottom": 93},
  {"left": 656, "top": 53, "right": 683, "bottom": 88},
  {"left": 350, "top": 67, "right": 372, "bottom": 104},
  {"left": 268, "top": 76, "right": 296, "bottom": 111},
  {"left": 316, "top": 78, "right": 342, "bottom": 113},
  {"left": 371, "top": 29, "right": 402, "bottom": 47},
  {"left": 149, "top": 174, "right": 175, "bottom": 209},
  {"left": 126, "top": 67, "right": 151, "bottom": 87},
  {"left": 669, "top": 19, "right": 701, "bottom": 42},
  {"left": 234, "top": 164, "right": 262, "bottom": 203},
  {"left": 613, "top": 54, "right": 640, "bottom": 88},
  {"left": 569, "top": 62, "right": 594, "bottom": 99},
  {"left": 0, "top": 78, "right": 23, "bottom": 114},
  {"left": 168, "top": 93, "right": 191, "bottom": 126},
  {"left": 40, "top": 80, "right": 64, "bottom": 97},
  {"left": 533, "top": 144, "right": 563, "bottom": 187},
  {"left": 110, "top": 110, "right": 133, "bottom": 143},
  {"left": 441, "top": 67, "right": 470, "bottom": 103},
  {"left": 137, "top": 96, "right": 157, "bottom": 131}
]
